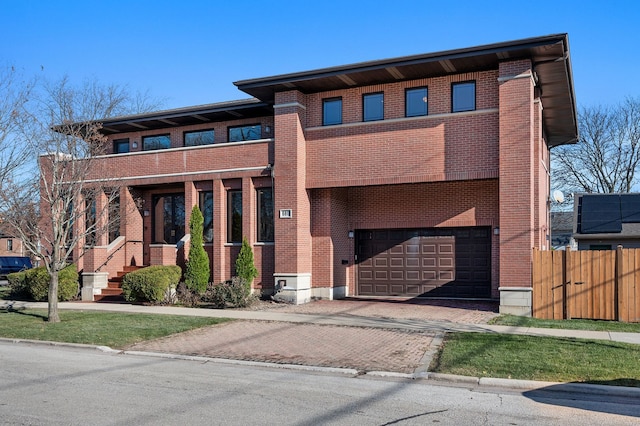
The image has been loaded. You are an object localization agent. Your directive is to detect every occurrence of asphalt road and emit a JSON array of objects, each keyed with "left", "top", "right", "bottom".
[{"left": 1, "top": 341, "right": 638, "bottom": 425}]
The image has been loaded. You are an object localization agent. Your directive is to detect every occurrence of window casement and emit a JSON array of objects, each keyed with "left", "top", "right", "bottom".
[
  {"left": 142, "top": 134, "right": 171, "bottom": 151},
  {"left": 7, "top": 239, "right": 13, "bottom": 251},
  {"left": 363, "top": 92, "right": 384, "bottom": 122},
  {"left": 227, "top": 190, "right": 243, "bottom": 243},
  {"left": 228, "top": 124, "right": 261, "bottom": 142},
  {"left": 405, "top": 87, "right": 428, "bottom": 117},
  {"left": 185, "top": 129, "right": 215, "bottom": 146},
  {"left": 257, "top": 187, "right": 274, "bottom": 242},
  {"left": 452, "top": 81, "right": 476, "bottom": 112},
  {"left": 322, "top": 97, "right": 342, "bottom": 126},
  {"left": 199, "top": 191, "right": 214, "bottom": 243},
  {"left": 113, "top": 138, "right": 129, "bottom": 154}
]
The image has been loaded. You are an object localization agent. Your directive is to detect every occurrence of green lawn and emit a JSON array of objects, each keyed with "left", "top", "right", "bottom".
[
  {"left": 431, "top": 332, "right": 640, "bottom": 387},
  {"left": 490, "top": 314, "right": 640, "bottom": 332},
  {"left": 0, "top": 308, "right": 231, "bottom": 348}
]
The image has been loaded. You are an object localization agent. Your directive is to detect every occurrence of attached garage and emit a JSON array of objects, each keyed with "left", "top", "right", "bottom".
[{"left": 356, "top": 227, "right": 491, "bottom": 298}]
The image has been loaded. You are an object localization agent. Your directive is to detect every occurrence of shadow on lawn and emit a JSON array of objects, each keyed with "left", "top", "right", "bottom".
[{"left": 1, "top": 303, "right": 48, "bottom": 321}]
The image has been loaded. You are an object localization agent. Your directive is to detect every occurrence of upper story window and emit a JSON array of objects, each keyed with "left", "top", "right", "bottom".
[
  {"left": 452, "top": 81, "right": 476, "bottom": 112},
  {"left": 323, "top": 97, "right": 342, "bottom": 126},
  {"left": 363, "top": 92, "right": 384, "bottom": 122},
  {"left": 142, "top": 134, "right": 171, "bottom": 151},
  {"left": 113, "top": 138, "right": 129, "bottom": 154},
  {"left": 228, "top": 124, "right": 261, "bottom": 142},
  {"left": 405, "top": 87, "right": 428, "bottom": 117},
  {"left": 185, "top": 129, "right": 215, "bottom": 146},
  {"left": 7, "top": 239, "right": 13, "bottom": 251}
]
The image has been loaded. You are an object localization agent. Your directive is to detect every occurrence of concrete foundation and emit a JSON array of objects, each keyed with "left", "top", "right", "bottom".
[
  {"left": 499, "top": 286, "right": 533, "bottom": 316},
  {"left": 81, "top": 272, "right": 109, "bottom": 302},
  {"left": 272, "top": 273, "right": 311, "bottom": 305}
]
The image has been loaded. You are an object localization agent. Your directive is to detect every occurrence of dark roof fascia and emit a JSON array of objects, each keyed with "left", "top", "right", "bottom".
[
  {"left": 98, "top": 98, "right": 268, "bottom": 127},
  {"left": 235, "top": 34, "right": 568, "bottom": 90}
]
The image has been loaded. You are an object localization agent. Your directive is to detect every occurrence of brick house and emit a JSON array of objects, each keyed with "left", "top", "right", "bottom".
[{"left": 68, "top": 34, "right": 577, "bottom": 315}]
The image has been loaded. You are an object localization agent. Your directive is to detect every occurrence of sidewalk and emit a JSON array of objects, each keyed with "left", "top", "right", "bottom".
[{"left": 3, "top": 298, "right": 640, "bottom": 396}]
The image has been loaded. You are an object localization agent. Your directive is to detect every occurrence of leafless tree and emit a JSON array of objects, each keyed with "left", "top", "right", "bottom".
[
  {"left": 552, "top": 98, "right": 640, "bottom": 197},
  {"left": 0, "top": 75, "right": 162, "bottom": 322}
]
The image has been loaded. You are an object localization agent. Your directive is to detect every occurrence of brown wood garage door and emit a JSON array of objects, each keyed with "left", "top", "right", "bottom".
[{"left": 356, "top": 227, "right": 491, "bottom": 298}]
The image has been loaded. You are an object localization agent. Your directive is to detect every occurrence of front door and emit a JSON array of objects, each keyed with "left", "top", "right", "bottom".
[{"left": 152, "top": 193, "right": 185, "bottom": 244}]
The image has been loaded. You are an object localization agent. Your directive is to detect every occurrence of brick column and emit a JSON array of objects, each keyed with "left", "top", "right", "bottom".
[
  {"left": 272, "top": 90, "right": 312, "bottom": 304},
  {"left": 212, "top": 179, "right": 226, "bottom": 284},
  {"left": 498, "top": 59, "right": 536, "bottom": 315}
]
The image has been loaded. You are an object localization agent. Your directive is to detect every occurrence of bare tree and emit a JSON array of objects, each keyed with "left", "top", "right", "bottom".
[
  {"left": 552, "top": 98, "right": 640, "bottom": 196},
  {"left": 0, "top": 76, "right": 162, "bottom": 322}
]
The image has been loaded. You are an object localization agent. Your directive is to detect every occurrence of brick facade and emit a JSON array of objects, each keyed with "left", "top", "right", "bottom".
[{"left": 48, "top": 35, "right": 577, "bottom": 312}]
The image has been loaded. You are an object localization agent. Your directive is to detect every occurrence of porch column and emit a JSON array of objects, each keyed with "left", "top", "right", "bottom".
[
  {"left": 212, "top": 179, "right": 226, "bottom": 284},
  {"left": 273, "top": 90, "right": 312, "bottom": 304}
]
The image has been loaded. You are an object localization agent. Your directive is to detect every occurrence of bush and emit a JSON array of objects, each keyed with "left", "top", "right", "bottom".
[
  {"left": 203, "top": 277, "right": 254, "bottom": 309},
  {"left": 121, "top": 265, "right": 182, "bottom": 303},
  {"left": 235, "top": 237, "right": 258, "bottom": 295},
  {"left": 176, "top": 282, "right": 201, "bottom": 307},
  {"left": 184, "top": 205, "right": 210, "bottom": 294},
  {"left": 13, "top": 265, "right": 79, "bottom": 302},
  {"left": 7, "top": 270, "right": 28, "bottom": 299}
]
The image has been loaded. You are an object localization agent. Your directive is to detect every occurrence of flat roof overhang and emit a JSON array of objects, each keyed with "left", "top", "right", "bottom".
[
  {"left": 235, "top": 34, "right": 578, "bottom": 147},
  {"left": 98, "top": 98, "right": 273, "bottom": 136}
]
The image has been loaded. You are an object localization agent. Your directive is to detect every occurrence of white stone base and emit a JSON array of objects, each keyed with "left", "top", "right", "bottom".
[
  {"left": 499, "top": 286, "right": 533, "bottom": 316},
  {"left": 273, "top": 273, "right": 311, "bottom": 305},
  {"left": 311, "top": 286, "right": 347, "bottom": 300},
  {"left": 81, "top": 272, "right": 109, "bottom": 302}
]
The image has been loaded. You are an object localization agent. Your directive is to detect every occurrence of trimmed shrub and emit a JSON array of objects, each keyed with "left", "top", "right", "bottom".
[
  {"left": 22, "top": 265, "right": 79, "bottom": 302},
  {"left": 203, "top": 277, "right": 254, "bottom": 308},
  {"left": 121, "top": 265, "right": 182, "bottom": 303},
  {"left": 234, "top": 237, "right": 258, "bottom": 295},
  {"left": 7, "top": 270, "right": 29, "bottom": 299},
  {"left": 185, "top": 205, "right": 210, "bottom": 294}
]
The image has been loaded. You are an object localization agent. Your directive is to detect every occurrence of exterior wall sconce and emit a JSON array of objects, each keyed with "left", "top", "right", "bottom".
[
  {"left": 132, "top": 141, "right": 138, "bottom": 149},
  {"left": 143, "top": 210, "right": 150, "bottom": 217},
  {"left": 348, "top": 230, "right": 354, "bottom": 239},
  {"left": 265, "top": 125, "right": 271, "bottom": 134},
  {"left": 494, "top": 227, "right": 500, "bottom": 235}
]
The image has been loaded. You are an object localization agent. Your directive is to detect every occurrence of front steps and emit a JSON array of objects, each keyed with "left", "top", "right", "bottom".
[{"left": 94, "top": 265, "right": 143, "bottom": 302}]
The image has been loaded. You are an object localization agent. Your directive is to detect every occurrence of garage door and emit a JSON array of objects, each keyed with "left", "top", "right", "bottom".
[{"left": 356, "top": 227, "right": 491, "bottom": 298}]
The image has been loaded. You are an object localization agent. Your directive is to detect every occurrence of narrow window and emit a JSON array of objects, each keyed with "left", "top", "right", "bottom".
[
  {"left": 113, "top": 138, "right": 129, "bottom": 153},
  {"left": 199, "top": 191, "right": 213, "bottom": 243},
  {"left": 323, "top": 97, "right": 342, "bottom": 125},
  {"left": 108, "top": 192, "right": 120, "bottom": 244},
  {"left": 185, "top": 129, "right": 215, "bottom": 146},
  {"left": 228, "top": 124, "right": 261, "bottom": 142},
  {"left": 452, "top": 81, "right": 476, "bottom": 112},
  {"left": 142, "top": 134, "right": 171, "bottom": 151},
  {"left": 227, "top": 190, "right": 242, "bottom": 243},
  {"left": 405, "top": 87, "right": 428, "bottom": 117},
  {"left": 257, "top": 188, "right": 274, "bottom": 242},
  {"left": 363, "top": 92, "right": 384, "bottom": 122},
  {"left": 85, "top": 197, "right": 96, "bottom": 246},
  {"left": 7, "top": 239, "right": 13, "bottom": 251}
]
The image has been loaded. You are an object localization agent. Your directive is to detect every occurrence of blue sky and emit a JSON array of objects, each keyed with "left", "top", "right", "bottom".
[{"left": 2, "top": 0, "right": 638, "bottom": 111}]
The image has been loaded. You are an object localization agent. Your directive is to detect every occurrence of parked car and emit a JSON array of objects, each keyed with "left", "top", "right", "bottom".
[{"left": 0, "top": 256, "right": 32, "bottom": 278}]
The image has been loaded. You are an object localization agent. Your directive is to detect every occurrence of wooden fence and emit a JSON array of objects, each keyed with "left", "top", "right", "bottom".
[{"left": 532, "top": 247, "right": 640, "bottom": 322}]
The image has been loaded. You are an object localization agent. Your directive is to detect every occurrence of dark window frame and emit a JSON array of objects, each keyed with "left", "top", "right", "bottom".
[
  {"left": 405, "top": 87, "right": 428, "bottom": 117},
  {"left": 142, "top": 134, "right": 171, "bottom": 151},
  {"left": 113, "top": 138, "right": 130, "bottom": 154},
  {"left": 452, "top": 81, "right": 476, "bottom": 113},
  {"left": 257, "top": 187, "right": 274, "bottom": 242},
  {"left": 184, "top": 129, "right": 215, "bottom": 147},
  {"left": 227, "top": 190, "right": 243, "bottom": 243},
  {"left": 322, "top": 97, "right": 342, "bottom": 126},
  {"left": 151, "top": 193, "right": 186, "bottom": 244},
  {"left": 363, "top": 92, "right": 384, "bottom": 122},
  {"left": 199, "top": 190, "right": 214, "bottom": 243},
  {"left": 228, "top": 124, "right": 262, "bottom": 142}
]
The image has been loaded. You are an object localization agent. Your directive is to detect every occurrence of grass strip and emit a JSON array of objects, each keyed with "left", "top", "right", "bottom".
[
  {"left": 490, "top": 314, "right": 640, "bottom": 332},
  {"left": 431, "top": 332, "right": 640, "bottom": 387},
  {"left": 0, "top": 308, "right": 231, "bottom": 349}
]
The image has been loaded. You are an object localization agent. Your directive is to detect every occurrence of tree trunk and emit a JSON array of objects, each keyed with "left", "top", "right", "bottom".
[{"left": 47, "top": 270, "right": 60, "bottom": 323}]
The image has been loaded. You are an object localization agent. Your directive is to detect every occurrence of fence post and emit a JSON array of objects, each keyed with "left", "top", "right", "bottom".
[
  {"left": 564, "top": 245, "right": 571, "bottom": 320},
  {"left": 616, "top": 245, "right": 623, "bottom": 321}
]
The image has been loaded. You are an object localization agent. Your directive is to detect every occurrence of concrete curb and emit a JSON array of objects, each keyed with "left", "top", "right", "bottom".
[{"left": 2, "top": 337, "right": 640, "bottom": 397}]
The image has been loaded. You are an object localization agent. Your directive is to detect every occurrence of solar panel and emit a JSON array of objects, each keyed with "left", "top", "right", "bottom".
[
  {"left": 620, "top": 194, "right": 640, "bottom": 223},
  {"left": 579, "top": 194, "right": 622, "bottom": 234}
]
